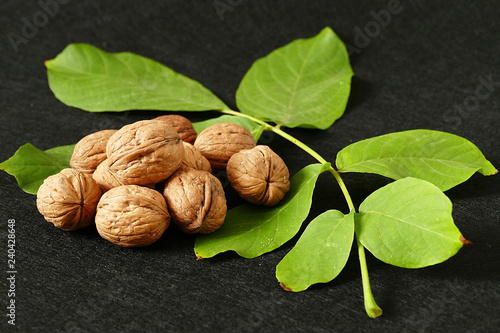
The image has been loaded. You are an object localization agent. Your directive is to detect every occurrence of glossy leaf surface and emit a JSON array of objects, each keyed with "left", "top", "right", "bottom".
[
  {"left": 276, "top": 210, "right": 354, "bottom": 291},
  {"left": 336, "top": 129, "right": 497, "bottom": 191},
  {"left": 0, "top": 143, "right": 74, "bottom": 195},
  {"left": 46, "top": 43, "right": 228, "bottom": 112},
  {"left": 236, "top": 27, "right": 353, "bottom": 129},
  {"left": 357, "top": 177, "right": 465, "bottom": 268}
]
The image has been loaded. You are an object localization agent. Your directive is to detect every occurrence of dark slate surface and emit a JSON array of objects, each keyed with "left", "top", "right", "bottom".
[{"left": 1, "top": 1, "right": 499, "bottom": 332}]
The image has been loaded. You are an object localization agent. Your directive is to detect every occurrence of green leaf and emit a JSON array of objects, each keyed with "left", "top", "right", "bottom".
[
  {"left": 192, "top": 115, "right": 265, "bottom": 141},
  {"left": 357, "top": 177, "right": 466, "bottom": 268},
  {"left": 46, "top": 43, "right": 228, "bottom": 112},
  {"left": 276, "top": 210, "right": 354, "bottom": 292},
  {"left": 336, "top": 129, "right": 497, "bottom": 191},
  {"left": 0, "top": 143, "right": 74, "bottom": 195},
  {"left": 235, "top": 27, "right": 353, "bottom": 130},
  {"left": 194, "top": 163, "right": 330, "bottom": 259}
]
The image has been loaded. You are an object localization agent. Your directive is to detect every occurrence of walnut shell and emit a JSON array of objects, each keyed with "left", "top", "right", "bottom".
[
  {"left": 36, "top": 168, "right": 102, "bottom": 231},
  {"left": 194, "top": 122, "right": 256, "bottom": 170},
  {"left": 70, "top": 129, "right": 117, "bottom": 174},
  {"left": 153, "top": 114, "right": 197, "bottom": 144},
  {"left": 227, "top": 145, "right": 290, "bottom": 206},
  {"left": 163, "top": 169, "right": 227, "bottom": 234},
  {"left": 106, "top": 120, "right": 184, "bottom": 186},
  {"left": 179, "top": 142, "right": 212, "bottom": 172},
  {"left": 92, "top": 159, "right": 124, "bottom": 192},
  {"left": 95, "top": 185, "right": 170, "bottom": 247}
]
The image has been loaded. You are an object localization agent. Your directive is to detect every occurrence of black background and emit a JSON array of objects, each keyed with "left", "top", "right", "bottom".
[{"left": 1, "top": 1, "right": 499, "bottom": 332}]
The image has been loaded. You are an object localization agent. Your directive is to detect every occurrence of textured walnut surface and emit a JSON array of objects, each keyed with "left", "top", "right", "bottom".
[
  {"left": 163, "top": 169, "right": 227, "bottom": 234},
  {"left": 179, "top": 142, "right": 212, "bottom": 172},
  {"left": 95, "top": 185, "right": 170, "bottom": 247},
  {"left": 106, "top": 120, "right": 184, "bottom": 185},
  {"left": 36, "top": 168, "right": 102, "bottom": 231},
  {"left": 70, "top": 129, "right": 117, "bottom": 174},
  {"left": 194, "top": 122, "right": 256, "bottom": 170},
  {"left": 153, "top": 114, "right": 197, "bottom": 144},
  {"left": 92, "top": 159, "right": 124, "bottom": 192},
  {"left": 227, "top": 145, "right": 290, "bottom": 206}
]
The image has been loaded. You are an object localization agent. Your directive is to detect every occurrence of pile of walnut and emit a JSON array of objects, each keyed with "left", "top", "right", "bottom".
[{"left": 36, "top": 115, "right": 291, "bottom": 247}]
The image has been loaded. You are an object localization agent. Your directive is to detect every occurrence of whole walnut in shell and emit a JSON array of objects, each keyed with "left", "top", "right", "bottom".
[
  {"left": 179, "top": 142, "right": 212, "bottom": 173},
  {"left": 163, "top": 169, "right": 227, "bottom": 234},
  {"left": 153, "top": 114, "right": 197, "bottom": 144},
  {"left": 70, "top": 129, "right": 117, "bottom": 174},
  {"left": 92, "top": 159, "right": 123, "bottom": 192},
  {"left": 95, "top": 185, "right": 170, "bottom": 247},
  {"left": 37, "top": 168, "right": 102, "bottom": 231},
  {"left": 106, "top": 120, "right": 184, "bottom": 186},
  {"left": 227, "top": 145, "right": 290, "bottom": 206},
  {"left": 194, "top": 122, "right": 256, "bottom": 170}
]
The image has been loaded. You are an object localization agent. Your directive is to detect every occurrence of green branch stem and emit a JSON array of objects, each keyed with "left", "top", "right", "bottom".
[{"left": 219, "top": 109, "right": 382, "bottom": 318}]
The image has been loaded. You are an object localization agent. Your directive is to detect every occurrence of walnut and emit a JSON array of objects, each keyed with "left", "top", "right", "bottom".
[
  {"left": 153, "top": 114, "right": 197, "bottom": 144},
  {"left": 194, "top": 122, "right": 256, "bottom": 170},
  {"left": 163, "top": 169, "right": 227, "bottom": 234},
  {"left": 106, "top": 120, "right": 184, "bottom": 186},
  {"left": 95, "top": 185, "right": 170, "bottom": 247},
  {"left": 36, "top": 168, "right": 102, "bottom": 231},
  {"left": 70, "top": 129, "right": 117, "bottom": 174},
  {"left": 227, "top": 145, "right": 290, "bottom": 206},
  {"left": 179, "top": 142, "right": 212, "bottom": 173},
  {"left": 92, "top": 159, "right": 123, "bottom": 192}
]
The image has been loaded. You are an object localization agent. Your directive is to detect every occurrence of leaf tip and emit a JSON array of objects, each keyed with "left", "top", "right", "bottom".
[
  {"left": 459, "top": 234, "right": 472, "bottom": 246},
  {"left": 44, "top": 59, "right": 53, "bottom": 68},
  {"left": 279, "top": 282, "right": 294, "bottom": 292}
]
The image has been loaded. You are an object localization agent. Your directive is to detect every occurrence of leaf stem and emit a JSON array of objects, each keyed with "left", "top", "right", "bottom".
[
  {"left": 220, "top": 109, "right": 273, "bottom": 130},
  {"left": 357, "top": 237, "right": 383, "bottom": 318},
  {"left": 327, "top": 168, "right": 355, "bottom": 212},
  {"left": 270, "top": 126, "right": 329, "bottom": 165},
  {"left": 218, "top": 109, "right": 382, "bottom": 318}
]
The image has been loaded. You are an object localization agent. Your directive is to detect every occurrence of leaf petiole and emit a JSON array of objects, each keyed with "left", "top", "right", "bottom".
[
  {"left": 357, "top": 237, "right": 383, "bottom": 318},
  {"left": 219, "top": 109, "right": 382, "bottom": 318}
]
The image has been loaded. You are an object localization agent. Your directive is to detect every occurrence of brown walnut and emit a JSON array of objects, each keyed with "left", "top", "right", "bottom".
[
  {"left": 106, "top": 120, "right": 184, "bottom": 186},
  {"left": 194, "top": 122, "right": 256, "bottom": 170},
  {"left": 227, "top": 145, "right": 290, "bottom": 206},
  {"left": 95, "top": 185, "right": 170, "bottom": 247},
  {"left": 153, "top": 114, "right": 197, "bottom": 144},
  {"left": 179, "top": 142, "right": 212, "bottom": 173},
  {"left": 92, "top": 159, "right": 123, "bottom": 192},
  {"left": 36, "top": 168, "right": 102, "bottom": 231},
  {"left": 70, "top": 129, "right": 117, "bottom": 174},
  {"left": 163, "top": 169, "right": 227, "bottom": 234}
]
